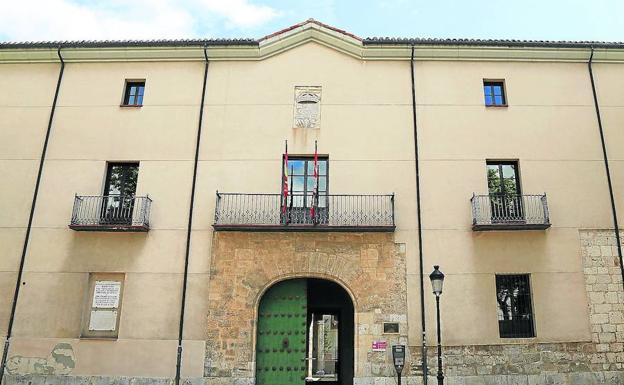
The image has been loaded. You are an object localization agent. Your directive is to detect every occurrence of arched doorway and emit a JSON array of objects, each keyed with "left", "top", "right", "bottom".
[{"left": 256, "top": 278, "right": 355, "bottom": 385}]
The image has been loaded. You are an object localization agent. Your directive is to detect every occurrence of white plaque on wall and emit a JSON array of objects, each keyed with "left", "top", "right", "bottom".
[
  {"left": 89, "top": 310, "right": 118, "bottom": 331},
  {"left": 93, "top": 280, "right": 121, "bottom": 308}
]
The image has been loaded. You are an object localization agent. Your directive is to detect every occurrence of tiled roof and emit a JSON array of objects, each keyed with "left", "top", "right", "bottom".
[
  {"left": 363, "top": 37, "right": 624, "bottom": 49},
  {"left": 0, "top": 38, "right": 257, "bottom": 49},
  {"left": 0, "top": 19, "right": 623, "bottom": 50}
]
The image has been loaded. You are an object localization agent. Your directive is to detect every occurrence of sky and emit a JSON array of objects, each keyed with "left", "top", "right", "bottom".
[{"left": 0, "top": 0, "right": 623, "bottom": 43}]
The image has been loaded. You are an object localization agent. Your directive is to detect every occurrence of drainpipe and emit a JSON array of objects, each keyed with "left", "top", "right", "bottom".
[
  {"left": 0, "top": 46, "right": 65, "bottom": 383},
  {"left": 410, "top": 44, "right": 428, "bottom": 384},
  {"left": 175, "top": 46, "right": 209, "bottom": 385},
  {"left": 588, "top": 47, "right": 624, "bottom": 289}
]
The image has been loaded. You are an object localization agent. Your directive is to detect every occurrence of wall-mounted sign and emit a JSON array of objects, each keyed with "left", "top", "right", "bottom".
[
  {"left": 372, "top": 340, "right": 387, "bottom": 352},
  {"left": 93, "top": 280, "right": 121, "bottom": 308}
]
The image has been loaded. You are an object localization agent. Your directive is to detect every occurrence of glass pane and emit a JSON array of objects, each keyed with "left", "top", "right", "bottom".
[
  {"left": 137, "top": 86, "right": 145, "bottom": 96},
  {"left": 494, "top": 95, "right": 504, "bottom": 105},
  {"left": 487, "top": 165, "right": 501, "bottom": 194},
  {"left": 307, "top": 177, "right": 319, "bottom": 191},
  {"left": 129, "top": 86, "right": 137, "bottom": 96},
  {"left": 318, "top": 161, "right": 327, "bottom": 175},
  {"left": 136, "top": 94, "right": 144, "bottom": 105},
  {"left": 485, "top": 94, "right": 493, "bottom": 105},
  {"left": 290, "top": 160, "right": 305, "bottom": 175},
  {"left": 292, "top": 176, "right": 304, "bottom": 192},
  {"left": 493, "top": 85, "right": 502, "bottom": 96},
  {"left": 319, "top": 178, "right": 327, "bottom": 191},
  {"left": 484, "top": 85, "right": 492, "bottom": 96},
  {"left": 501, "top": 164, "right": 517, "bottom": 179},
  {"left": 128, "top": 94, "right": 136, "bottom": 105}
]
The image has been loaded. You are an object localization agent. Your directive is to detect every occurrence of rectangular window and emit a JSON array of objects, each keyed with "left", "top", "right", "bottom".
[
  {"left": 82, "top": 273, "right": 125, "bottom": 338},
  {"left": 483, "top": 80, "right": 506, "bottom": 106},
  {"left": 101, "top": 163, "right": 139, "bottom": 225},
  {"left": 487, "top": 161, "right": 524, "bottom": 222},
  {"left": 495, "top": 274, "right": 535, "bottom": 338},
  {"left": 122, "top": 81, "right": 145, "bottom": 106},
  {"left": 282, "top": 156, "right": 328, "bottom": 224}
]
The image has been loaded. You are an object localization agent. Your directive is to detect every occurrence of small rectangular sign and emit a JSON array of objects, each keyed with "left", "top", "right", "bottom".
[
  {"left": 89, "top": 310, "right": 118, "bottom": 331},
  {"left": 93, "top": 280, "right": 121, "bottom": 308},
  {"left": 372, "top": 340, "right": 387, "bottom": 352}
]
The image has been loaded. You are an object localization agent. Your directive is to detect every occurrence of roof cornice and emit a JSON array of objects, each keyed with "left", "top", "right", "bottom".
[{"left": 1, "top": 20, "right": 624, "bottom": 64}]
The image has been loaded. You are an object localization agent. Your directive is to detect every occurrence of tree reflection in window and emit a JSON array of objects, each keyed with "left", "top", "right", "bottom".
[{"left": 495, "top": 274, "right": 535, "bottom": 338}]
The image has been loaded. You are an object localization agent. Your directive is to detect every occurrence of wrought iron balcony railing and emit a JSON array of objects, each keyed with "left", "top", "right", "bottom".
[
  {"left": 69, "top": 195, "right": 152, "bottom": 232},
  {"left": 471, "top": 193, "right": 551, "bottom": 231},
  {"left": 213, "top": 192, "right": 395, "bottom": 231}
]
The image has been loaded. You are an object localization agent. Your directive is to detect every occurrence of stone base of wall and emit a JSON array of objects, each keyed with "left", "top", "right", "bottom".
[{"left": 5, "top": 372, "right": 624, "bottom": 385}]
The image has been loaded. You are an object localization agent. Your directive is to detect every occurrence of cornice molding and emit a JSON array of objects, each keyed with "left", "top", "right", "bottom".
[{"left": 1, "top": 21, "right": 623, "bottom": 64}]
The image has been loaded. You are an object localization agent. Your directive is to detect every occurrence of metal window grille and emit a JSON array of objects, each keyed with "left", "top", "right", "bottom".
[{"left": 495, "top": 274, "right": 535, "bottom": 338}]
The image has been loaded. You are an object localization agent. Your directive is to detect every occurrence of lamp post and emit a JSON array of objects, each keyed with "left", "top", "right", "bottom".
[{"left": 429, "top": 265, "right": 445, "bottom": 385}]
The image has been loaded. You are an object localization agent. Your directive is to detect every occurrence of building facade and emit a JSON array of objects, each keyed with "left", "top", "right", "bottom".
[{"left": 1, "top": 20, "right": 624, "bottom": 385}]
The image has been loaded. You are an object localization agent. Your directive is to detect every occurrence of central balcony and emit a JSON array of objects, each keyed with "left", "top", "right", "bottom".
[{"left": 213, "top": 192, "right": 395, "bottom": 232}]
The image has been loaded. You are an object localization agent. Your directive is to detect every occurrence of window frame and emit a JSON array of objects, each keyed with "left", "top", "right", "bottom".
[
  {"left": 121, "top": 80, "right": 146, "bottom": 107},
  {"left": 494, "top": 273, "right": 536, "bottom": 339},
  {"left": 81, "top": 272, "right": 125, "bottom": 339},
  {"left": 483, "top": 79, "right": 508, "bottom": 107},
  {"left": 281, "top": 155, "right": 329, "bottom": 209},
  {"left": 486, "top": 160, "right": 522, "bottom": 196}
]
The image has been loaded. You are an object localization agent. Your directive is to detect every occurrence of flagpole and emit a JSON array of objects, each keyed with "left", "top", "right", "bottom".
[
  {"left": 289, "top": 165, "right": 294, "bottom": 224},
  {"left": 282, "top": 140, "right": 288, "bottom": 225}
]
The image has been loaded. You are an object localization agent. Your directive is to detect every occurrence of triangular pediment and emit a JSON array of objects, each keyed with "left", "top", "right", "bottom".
[{"left": 256, "top": 19, "right": 365, "bottom": 59}]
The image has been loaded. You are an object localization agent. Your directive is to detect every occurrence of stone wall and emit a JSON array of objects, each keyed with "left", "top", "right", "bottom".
[
  {"left": 204, "top": 232, "right": 408, "bottom": 383},
  {"left": 580, "top": 230, "right": 624, "bottom": 370},
  {"left": 400, "top": 229, "right": 624, "bottom": 385}
]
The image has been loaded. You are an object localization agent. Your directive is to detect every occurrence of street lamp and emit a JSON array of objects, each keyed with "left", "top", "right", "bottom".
[{"left": 429, "top": 265, "right": 445, "bottom": 385}]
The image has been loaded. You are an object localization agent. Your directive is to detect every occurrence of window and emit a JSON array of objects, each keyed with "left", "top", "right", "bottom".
[
  {"left": 487, "top": 161, "right": 523, "bottom": 222},
  {"left": 282, "top": 157, "right": 328, "bottom": 224},
  {"left": 122, "top": 81, "right": 145, "bottom": 106},
  {"left": 82, "top": 273, "right": 125, "bottom": 338},
  {"left": 495, "top": 274, "right": 535, "bottom": 338},
  {"left": 483, "top": 80, "right": 506, "bottom": 106},
  {"left": 102, "top": 163, "right": 139, "bottom": 225}
]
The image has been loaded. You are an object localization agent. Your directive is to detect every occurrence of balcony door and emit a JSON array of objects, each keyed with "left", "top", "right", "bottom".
[
  {"left": 283, "top": 158, "right": 328, "bottom": 224},
  {"left": 487, "top": 161, "right": 524, "bottom": 222},
  {"left": 101, "top": 163, "right": 139, "bottom": 225}
]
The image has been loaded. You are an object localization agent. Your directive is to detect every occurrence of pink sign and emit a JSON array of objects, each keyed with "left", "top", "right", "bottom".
[{"left": 372, "top": 340, "right": 387, "bottom": 352}]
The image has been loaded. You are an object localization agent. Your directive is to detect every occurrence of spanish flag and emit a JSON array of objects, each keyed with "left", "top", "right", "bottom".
[{"left": 282, "top": 141, "right": 288, "bottom": 214}]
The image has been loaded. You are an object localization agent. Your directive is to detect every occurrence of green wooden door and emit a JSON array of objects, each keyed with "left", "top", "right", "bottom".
[{"left": 256, "top": 279, "right": 308, "bottom": 385}]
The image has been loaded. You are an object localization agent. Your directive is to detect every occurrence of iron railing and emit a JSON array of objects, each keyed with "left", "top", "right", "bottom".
[
  {"left": 471, "top": 193, "right": 550, "bottom": 230},
  {"left": 214, "top": 192, "right": 395, "bottom": 230},
  {"left": 70, "top": 195, "right": 152, "bottom": 231}
]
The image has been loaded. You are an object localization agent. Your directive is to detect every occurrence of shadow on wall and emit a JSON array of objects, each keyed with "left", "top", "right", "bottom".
[{"left": 6, "top": 343, "right": 75, "bottom": 375}]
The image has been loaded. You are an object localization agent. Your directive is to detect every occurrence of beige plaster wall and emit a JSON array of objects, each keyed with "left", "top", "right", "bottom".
[
  {"left": 1, "top": 39, "right": 622, "bottom": 379},
  {"left": 412, "top": 60, "right": 611, "bottom": 346},
  {"left": 0, "top": 62, "right": 61, "bottom": 345},
  {"left": 1, "top": 60, "right": 208, "bottom": 377}
]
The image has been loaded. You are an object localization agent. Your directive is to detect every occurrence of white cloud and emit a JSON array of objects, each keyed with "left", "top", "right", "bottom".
[
  {"left": 201, "top": 0, "right": 281, "bottom": 29},
  {"left": 0, "top": 0, "right": 280, "bottom": 41}
]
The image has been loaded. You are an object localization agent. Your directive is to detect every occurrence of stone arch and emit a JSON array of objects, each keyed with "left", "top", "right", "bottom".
[{"left": 205, "top": 232, "right": 407, "bottom": 381}]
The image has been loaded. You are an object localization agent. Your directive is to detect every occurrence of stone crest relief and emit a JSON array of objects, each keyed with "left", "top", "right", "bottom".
[{"left": 294, "top": 86, "right": 321, "bottom": 128}]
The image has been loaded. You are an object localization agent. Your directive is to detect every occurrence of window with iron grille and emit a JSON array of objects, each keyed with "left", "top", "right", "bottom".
[
  {"left": 495, "top": 274, "right": 535, "bottom": 338},
  {"left": 122, "top": 81, "right": 145, "bottom": 106},
  {"left": 483, "top": 80, "right": 507, "bottom": 106}
]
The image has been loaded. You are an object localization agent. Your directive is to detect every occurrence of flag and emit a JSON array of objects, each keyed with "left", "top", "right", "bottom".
[
  {"left": 282, "top": 141, "right": 289, "bottom": 214},
  {"left": 310, "top": 140, "right": 318, "bottom": 221}
]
